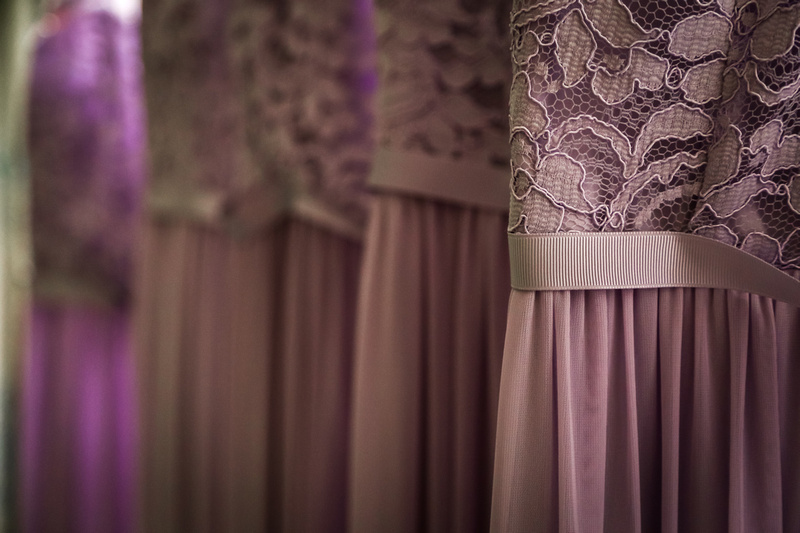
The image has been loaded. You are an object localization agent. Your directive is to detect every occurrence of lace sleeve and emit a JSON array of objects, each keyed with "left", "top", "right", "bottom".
[{"left": 509, "top": 0, "right": 800, "bottom": 273}]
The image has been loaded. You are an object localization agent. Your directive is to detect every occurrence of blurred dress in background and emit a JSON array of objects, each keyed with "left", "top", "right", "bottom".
[
  {"left": 23, "top": 5, "right": 144, "bottom": 533},
  {"left": 493, "top": 0, "right": 800, "bottom": 531},
  {"left": 137, "top": 0, "right": 374, "bottom": 530},
  {"left": 347, "top": 1, "right": 512, "bottom": 531}
]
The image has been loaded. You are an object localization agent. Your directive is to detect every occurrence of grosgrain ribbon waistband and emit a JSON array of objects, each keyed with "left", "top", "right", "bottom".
[
  {"left": 369, "top": 148, "right": 509, "bottom": 211},
  {"left": 509, "top": 232, "right": 800, "bottom": 306}
]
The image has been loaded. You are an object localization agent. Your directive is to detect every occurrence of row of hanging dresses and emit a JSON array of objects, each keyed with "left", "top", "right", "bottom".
[
  {"left": 347, "top": 0, "right": 512, "bottom": 532},
  {"left": 492, "top": 0, "right": 800, "bottom": 531},
  {"left": 23, "top": 7, "right": 143, "bottom": 533},
  {"left": 136, "top": 0, "right": 373, "bottom": 530}
]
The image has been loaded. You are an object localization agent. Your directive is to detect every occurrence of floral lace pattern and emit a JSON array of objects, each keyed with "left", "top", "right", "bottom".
[
  {"left": 509, "top": 0, "right": 800, "bottom": 273},
  {"left": 144, "top": 0, "right": 375, "bottom": 227},
  {"left": 30, "top": 9, "right": 145, "bottom": 294},
  {"left": 226, "top": 0, "right": 375, "bottom": 223},
  {"left": 375, "top": 0, "right": 511, "bottom": 169}
]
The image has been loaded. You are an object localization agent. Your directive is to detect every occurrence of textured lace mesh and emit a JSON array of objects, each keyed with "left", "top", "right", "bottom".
[
  {"left": 375, "top": 0, "right": 511, "bottom": 169},
  {"left": 509, "top": 0, "right": 800, "bottom": 273},
  {"left": 227, "top": 0, "right": 375, "bottom": 221},
  {"left": 144, "top": 0, "right": 375, "bottom": 225}
]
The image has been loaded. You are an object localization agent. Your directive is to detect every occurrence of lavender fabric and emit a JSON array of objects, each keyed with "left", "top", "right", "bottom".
[
  {"left": 22, "top": 7, "right": 144, "bottom": 533},
  {"left": 136, "top": 219, "right": 361, "bottom": 532},
  {"left": 349, "top": 194, "right": 510, "bottom": 533},
  {"left": 492, "top": 286, "right": 800, "bottom": 532}
]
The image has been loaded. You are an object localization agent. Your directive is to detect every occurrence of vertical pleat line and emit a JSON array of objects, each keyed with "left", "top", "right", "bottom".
[
  {"left": 281, "top": 221, "right": 311, "bottom": 532},
  {"left": 603, "top": 290, "right": 642, "bottom": 532},
  {"left": 555, "top": 291, "right": 577, "bottom": 533},
  {"left": 632, "top": 289, "right": 660, "bottom": 532},
  {"left": 151, "top": 225, "right": 193, "bottom": 533},
  {"left": 658, "top": 289, "right": 683, "bottom": 533},
  {"left": 741, "top": 295, "right": 782, "bottom": 532},
  {"left": 453, "top": 210, "right": 479, "bottom": 533},
  {"left": 422, "top": 203, "right": 453, "bottom": 533},
  {"left": 490, "top": 290, "right": 557, "bottom": 533},
  {"left": 728, "top": 291, "right": 749, "bottom": 533},
  {"left": 349, "top": 197, "right": 424, "bottom": 533},
  {"left": 225, "top": 236, "right": 270, "bottom": 532},
  {"left": 774, "top": 297, "right": 800, "bottom": 531}
]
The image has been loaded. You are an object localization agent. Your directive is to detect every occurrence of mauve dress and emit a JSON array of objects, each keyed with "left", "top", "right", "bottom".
[
  {"left": 492, "top": 0, "right": 800, "bottom": 531},
  {"left": 23, "top": 8, "right": 144, "bottom": 533},
  {"left": 348, "top": 1, "right": 512, "bottom": 531},
  {"left": 137, "top": 0, "right": 373, "bottom": 531}
]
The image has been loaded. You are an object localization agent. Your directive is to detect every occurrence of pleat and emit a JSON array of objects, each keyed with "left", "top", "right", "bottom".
[
  {"left": 22, "top": 304, "right": 133, "bottom": 533},
  {"left": 137, "top": 218, "right": 360, "bottom": 533},
  {"left": 424, "top": 206, "right": 457, "bottom": 533},
  {"left": 453, "top": 211, "right": 487, "bottom": 533},
  {"left": 349, "top": 193, "right": 509, "bottom": 533},
  {"left": 491, "top": 291, "right": 558, "bottom": 533},
  {"left": 280, "top": 221, "right": 359, "bottom": 533},
  {"left": 631, "top": 289, "right": 660, "bottom": 532},
  {"left": 775, "top": 298, "right": 800, "bottom": 532},
  {"left": 603, "top": 290, "right": 642, "bottom": 533},
  {"left": 557, "top": 290, "right": 611, "bottom": 533},
  {"left": 349, "top": 198, "right": 425, "bottom": 533},
  {"left": 224, "top": 235, "right": 273, "bottom": 532},
  {"left": 658, "top": 288, "right": 683, "bottom": 533},
  {"left": 492, "top": 284, "right": 799, "bottom": 533},
  {"left": 740, "top": 295, "right": 782, "bottom": 532}
]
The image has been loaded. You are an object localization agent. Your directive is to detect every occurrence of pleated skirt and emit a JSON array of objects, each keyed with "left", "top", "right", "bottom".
[
  {"left": 348, "top": 193, "right": 510, "bottom": 533},
  {"left": 135, "top": 217, "right": 361, "bottom": 533},
  {"left": 22, "top": 303, "right": 137, "bottom": 533},
  {"left": 491, "top": 286, "right": 800, "bottom": 533}
]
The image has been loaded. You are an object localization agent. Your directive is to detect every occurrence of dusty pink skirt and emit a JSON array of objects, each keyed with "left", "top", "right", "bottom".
[
  {"left": 136, "top": 217, "right": 361, "bottom": 533},
  {"left": 491, "top": 285, "right": 800, "bottom": 533},
  {"left": 349, "top": 193, "right": 510, "bottom": 533}
]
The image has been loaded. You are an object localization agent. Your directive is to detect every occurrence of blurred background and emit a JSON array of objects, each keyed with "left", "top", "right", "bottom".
[{"left": 3, "top": 1, "right": 143, "bottom": 531}]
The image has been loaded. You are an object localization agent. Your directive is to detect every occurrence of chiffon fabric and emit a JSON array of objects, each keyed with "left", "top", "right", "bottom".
[
  {"left": 137, "top": 0, "right": 372, "bottom": 530},
  {"left": 492, "top": 285, "right": 800, "bottom": 533},
  {"left": 136, "top": 220, "right": 360, "bottom": 532},
  {"left": 349, "top": 194, "right": 509, "bottom": 533},
  {"left": 23, "top": 305, "right": 137, "bottom": 533}
]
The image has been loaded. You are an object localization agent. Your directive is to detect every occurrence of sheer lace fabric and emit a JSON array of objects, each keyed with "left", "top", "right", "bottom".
[
  {"left": 144, "top": 0, "right": 374, "bottom": 229},
  {"left": 509, "top": 0, "right": 800, "bottom": 274},
  {"left": 375, "top": 0, "right": 511, "bottom": 172}
]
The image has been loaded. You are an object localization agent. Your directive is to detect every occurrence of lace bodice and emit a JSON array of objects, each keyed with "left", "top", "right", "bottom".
[
  {"left": 375, "top": 0, "right": 511, "bottom": 170},
  {"left": 29, "top": 9, "right": 144, "bottom": 300},
  {"left": 143, "top": 0, "right": 375, "bottom": 230},
  {"left": 509, "top": 0, "right": 800, "bottom": 273}
]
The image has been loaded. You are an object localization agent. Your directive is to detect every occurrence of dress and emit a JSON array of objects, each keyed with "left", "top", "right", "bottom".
[
  {"left": 23, "top": 7, "right": 143, "bottom": 533},
  {"left": 137, "top": 0, "right": 373, "bottom": 531},
  {"left": 347, "top": 1, "right": 512, "bottom": 531},
  {"left": 492, "top": 0, "right": 800, "bottom": 531}
]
